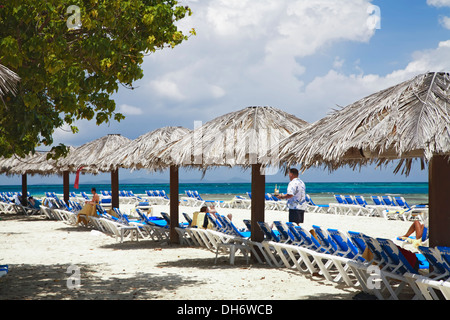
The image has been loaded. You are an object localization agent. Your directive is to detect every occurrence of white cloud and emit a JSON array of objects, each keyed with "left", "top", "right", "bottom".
[
  {"left": 295, "top": 40, "right": 450, "bottom": 120},
  {"left": 148, "top": 79, "right": 186, "bottom": 101},
  {"left": 439, "top": 16, "right": 450, "bottom": 29},
  {"left": 427, "top": 0, "right": 450, "bottom": 7},
  {"left": 118, "top": 104, "right": 143, "bottom": 116},
  {"left": 141, "top": 0, "right": 377, "bottom": 119}
]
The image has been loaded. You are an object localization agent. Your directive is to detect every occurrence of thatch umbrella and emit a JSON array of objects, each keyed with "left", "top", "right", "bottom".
[
  {"left": 97, "top": 126, "right": 191, "bottom": 242},
  {"left": 97, "top": 126, "right": 191, "bottom": 172},
  {"left": 269, "top": 72, "right": 450, "bottom": 247},
  {"left": 57, "top": 134, "right": 131, "bottom": 208},
  {"left": 8, "top": 147, "right": 91, "bottom": 203},
  {"left": 0, "top": 153, "right": 39, "bottom": 205},
  {"left": 156, "top": 106, "right": 309, "bottom": 244},
  {"left": 0, "top": 64, "right": 20, "bottom": 97}
]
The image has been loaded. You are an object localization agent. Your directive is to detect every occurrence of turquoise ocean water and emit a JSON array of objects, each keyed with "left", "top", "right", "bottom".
[{"left": 0, "top": 182, "right": 429, "bottom": 205}]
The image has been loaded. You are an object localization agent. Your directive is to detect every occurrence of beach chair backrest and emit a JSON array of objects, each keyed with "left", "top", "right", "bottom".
[
  {"left": 224, "top": 216, "right": 249, "bottom": 238},
  {"left": 205, "top": 212, "right": 219, "bottom": 230},
  {"left": 436, "top": 246, "right": 450, "bottom": 266},
  {"left": 161, "top": 190, "right": 169, "bottom": 199},
  {"left": 306, "top": 194, "right": 316, "bottom": 206},
  {"left": 286, "top": 223, "right": 318, "bottom": 248},
  {"left": 182, "top": 212, "right": 192, "bottom": 226},
  {"left": 371, "top": 196, "right": 383, "bottom": 206},
  {"left": 327, "top": 228, "right": 357, "bottom": 258},
  {"left": 344, "top": 195, "right": 355, "bottom": 205},
  {"left": 381, "top": 195, "right": 394, "bottom": 206},
  {"left": 296, "top": 225, "right": 323, "bottom": 250},
  {"left": 273, "top": 221, "right": 294, "bottom": 242},
  {"left": 334, "top": 195, "right": 346, "bottom": 204},
  {"left": 362, "top": 234, "right": 387, "bottom": 264},
  {"left": 243, "top": 219, "right": 251, "bottom": 231},
  {"left": 354, "top": 195, "right": 367, "bottom": 206},
  {"left": 160, "top": 212, "right": 171, "bottom": 225},
  {"left": 418, "top": 246, "right": 450, "bottom": 276},
  {"left": 376, "top": 238, "right": 417, "bottom": 274},
  {"left": 347, "top": 231, "right": 367, "bottom": 255},
  {"left": 312, "top": 225, "right": 337, "bottom": 252},
  {"left": 257, "top": 222, "right": 280, "bottom": 242}
]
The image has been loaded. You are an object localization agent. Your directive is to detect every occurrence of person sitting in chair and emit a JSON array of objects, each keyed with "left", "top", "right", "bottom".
[{"left": 76, "top": 188, "right": 100, "bottom": 226}]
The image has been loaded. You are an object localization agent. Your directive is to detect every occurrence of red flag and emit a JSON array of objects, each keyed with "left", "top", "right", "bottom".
[{"left": 74, "top": 166, "right": 84, "bottom": 189}]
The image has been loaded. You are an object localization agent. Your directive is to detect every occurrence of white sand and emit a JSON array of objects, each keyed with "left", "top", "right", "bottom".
[{"left": 0, "top": 205, "right": 413, "bottom": 300}]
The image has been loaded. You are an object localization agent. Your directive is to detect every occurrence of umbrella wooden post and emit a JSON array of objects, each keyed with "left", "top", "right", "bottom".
[
  {"left": 21, "top": 174, "right": 27, "bottom": 206},
  {"left": 170, "top": 165, "right": 180, "bottom": 244},
  {"left": 111, "top": 169, "right": 119, "bottom": 209},
  {"left": 63, "top": 171, "right": 70, "bottom": 204},
  {"left": 251, "top": 164, "right": 265, "bottom": 260},
  {"left": 429, "top": 155, "right": 450, "bottom": 247}
]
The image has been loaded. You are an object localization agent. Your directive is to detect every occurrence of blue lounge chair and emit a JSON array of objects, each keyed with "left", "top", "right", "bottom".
[
  {"left": 436, "top": 246, "right": 450, "bottom": 267},
  {"left": 327, "top": 228, "right": 360, "bottom": 260},
  {"left": 371, "top": 195, "right": 384, "bottom": 206},
  {"left": 343, "top": 195, "right": 356, "bottom": 205},
  {"left": 347, "top": 231, "right": 369, "bottom": 260},
  {"left": 334, "top": 195, "right": 348, "bottom": 205},
  {"left": 0, "top": 265, "right": 9, "bottom": 277},
  {"left": 243, "top": 219, "right": 252, "bottom": 231},
  {"left": 81, "top": 192, "right": 90, "bottom": 200},
  {"left": 305, "top": 194, "right": 329, "bottom": 213},
  {"left": 273, "top": 221, "right": 295, "bottom": 243},
  {"left": 312, "top": 225, "right": 339, "bottom": 254},
  {"left": 222, "top": 215, "right": 250, "bottom": 238},
  {"left": 160, "top": 212, "right": 188, "bottom": 228},
  {"left": 257, "top": 221, "right": 281, "bottom": 242},
  {"left": 135, "top": 208, "right": 168, "bottom": 228},
  {"left": 394, "top": 196, "right": 424, "bottom": 210},
  {"left": 376, "top": 238, "right": 418, "bottom": 274},
  {"left": 286, "top": 223, "right": 327, "bottom": 253},
  {"left": 381, "top": 195, "right": 396, "bottom": 207},
  {"left": 418, "top": 246, "right": 450, "bottom": 279},
  {"left": 362, "top": 234, "right": 390, "bottom": 267},
  {"left": 182, "top": 212, "right": 193, "bottom": 227}
]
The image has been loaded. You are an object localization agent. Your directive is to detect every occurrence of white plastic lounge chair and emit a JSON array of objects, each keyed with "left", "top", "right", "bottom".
[
  {"left": 305, "top": 194, "right": 329, "bottom": 213},
  {"left": 409, "top": 275, "right": 450, "bottom": 300}
]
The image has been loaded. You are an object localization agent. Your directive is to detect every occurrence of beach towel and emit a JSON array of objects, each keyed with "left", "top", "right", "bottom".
[
  {"left": 362, "top": 246, "right": 374, "bottom": 262},
  {"left": 78, "top": 203, "right": 96, "bottom": 217}
]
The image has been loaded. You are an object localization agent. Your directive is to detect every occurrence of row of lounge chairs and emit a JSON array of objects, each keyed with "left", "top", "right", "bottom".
[
  {"left": 307, "top": 194, "right": 428, "bottom": 222},
  {"left": 38, "top": 197, "right": 173, "bottom": 243},
  {"left": 10, "top": 193, "right": 449, "bottom": 300},
  {"left": 0, "top": 192, "right": 40, "bottom": 215},
  {"left": 172, "top": 211, "right": 449, "bottom": 300}
]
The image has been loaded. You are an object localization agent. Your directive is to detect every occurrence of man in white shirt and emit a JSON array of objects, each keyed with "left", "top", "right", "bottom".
[{"left": 277, "top": 168, "right": 306, "bottom": 224}]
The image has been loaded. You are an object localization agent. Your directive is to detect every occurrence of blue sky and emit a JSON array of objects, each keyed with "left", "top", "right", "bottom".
[{"left": 3, "top": 0, "right": 450, "bottom": 185}]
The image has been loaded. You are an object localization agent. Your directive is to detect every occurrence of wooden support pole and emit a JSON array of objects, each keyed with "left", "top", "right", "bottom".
[
  {"left": 251, "top": 163, "right": 265, "bottom": 243},
  {"left": 111, "top": 169, "right": 119, "bottom": 209},
  {"left": 170, "top": 165, "right": 180, "bottom": 244},
  {"left": 63, "top": 171, "right": 70, "bottom": 204},
  {"left": 429, "top": 155, "right": 450, "bottom": 247},
  {"left": 21, "top": 174, "right": 28, "bottom": 206}
]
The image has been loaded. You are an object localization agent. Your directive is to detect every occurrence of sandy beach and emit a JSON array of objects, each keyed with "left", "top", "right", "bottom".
[{"left": 0, "top": 203, "right": 416, "bottom": 301}]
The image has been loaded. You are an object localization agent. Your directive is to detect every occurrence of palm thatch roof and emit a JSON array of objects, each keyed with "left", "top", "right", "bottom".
[
  {"left": 97, "top": 126, "right": 191, "bottom": 172},
  {"left": 269, "top": 72, "right": 450, "bottom": 175},
  {"left": 0, "top": 154, "right": 36, "bottom": 175},
  {"left": 0, "top": 64, "right": 20, "bottom": 97},
  {"left": 7, "top": 147, "right": 94, "bottom": 176},
  {"left": 56, "top": 134, "right": 131, "bottom": 172},
  {"left": 156, "top": 106, "right": 309, "bottom": 170}
]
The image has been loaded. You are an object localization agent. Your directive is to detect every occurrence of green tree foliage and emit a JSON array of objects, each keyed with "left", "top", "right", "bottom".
[{"left": 0, "top": 0, "right": 194, "bottom": 159}]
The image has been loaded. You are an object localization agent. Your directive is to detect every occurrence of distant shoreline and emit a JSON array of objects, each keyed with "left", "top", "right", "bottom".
[{"left": 1, "top": 181, "right": 429, "bottom": 205}]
